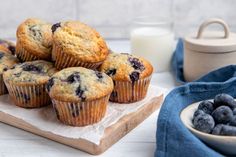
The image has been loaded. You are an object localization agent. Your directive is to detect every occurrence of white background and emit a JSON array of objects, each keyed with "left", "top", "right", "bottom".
[{"left": 0, "top": 0, "right": 236, "bottom": 39}]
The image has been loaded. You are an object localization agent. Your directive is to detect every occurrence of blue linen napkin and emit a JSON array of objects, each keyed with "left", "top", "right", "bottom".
[
  {"left": 155, "top": 39, "right": 236, "bottom": 157},
  {"left": 171, "top": 39, "right": 185, "bottom": 83}
]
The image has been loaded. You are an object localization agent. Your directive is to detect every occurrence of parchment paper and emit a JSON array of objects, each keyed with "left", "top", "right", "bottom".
[{"left": 0, "top": 85, "right": 165, "bottom": 145}]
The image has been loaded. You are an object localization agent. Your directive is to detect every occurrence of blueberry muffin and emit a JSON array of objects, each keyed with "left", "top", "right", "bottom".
[
  {"left": 16, "top": 18, "right": 52, "bottom": 61},
  {"left": 46, "top": 67, "right": 113, "bottom": 126},
  {"left": 0, "top": 51, "right": 19, "bottom": 95},
  {"left": 0, "top": 39, "right": 16, "bottom": 55},
  {"left": 100, "top": 53, "right": 153, "bottom": 103},
  {"left": 3, "top": 60, "right": 56, "bottom": 108},
  {"left": 51, "top": 21, "right": 109, "bottom": 70}
]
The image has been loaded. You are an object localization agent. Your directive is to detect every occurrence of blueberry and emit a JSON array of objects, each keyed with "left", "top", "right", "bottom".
[
  {"left": 46, "top": 78, "right": 54, "bottom": 92},
  {"left": 22, "top": 93, "right": 30, "bottom": 102},
  {"left": 220, "top": 125, "right": 236, "bottom": 136},
  {"left": 67, "top": 72, "right": 80, "bottom": 83},
  {"left": 70, "top": 103, "right": 83, "bottom": 117},
  {"left": 14, "top": 72, "right": 21, "bottom": 77},
  {"left": 75, "top": 86, "right": 86, "bottom": 101},
  {"left": 22, "top": 64, "right": 42, "bottom": 72},
  {"left": 95, "top": 71, "right": 103, "bottom": 79},
  {"left": 233, "top": 108, "right": 236, "bottom": 115},
  {"left": 106, "top": 69, "right": 116, "bottom": 76},
  {"left": 8, "top": 45, "right": 15, "bottom": 54},
  {"left": 0, "top": 52, "right": 4, "bottom": 59},
  {"left": 128, "top": 57, "right": 145, "bottom": 71},
  {"left": 229, "top": 116, "right": 236, "bottom": 126},
  {"left": 110, "top": 91, "right": 117, "bottom": 98},
  {"left": 70, "top": 103, "right": 79, "bottom": 117},
  {"left": 214, "top": 93, "right": 236, "bottom": 109},
  {"left": 16, "top": 92, "right": 30, "bottom": 103},
  {"left": 193, "top": 114, "right": 215, "bottom": 133},
  {"left": 35, "top": 88, "right": 41, "bottom": 96},
  {"left": 212, "top": 106, "right": 233, "bottom": 124},
  {"left": 129, "top": 71, "right": 140, "bottom": 83},
  {"left": 198, "top": 100, "right": 215, "bottom": 114},
  {"left": 193, "top": 109, "right": 205, "bottom": 118},
  {"left": 51, "top": 22, "right": 61, "bottom": 33},
  {"left": 3, "top": 67, "right": 8, "bottom": 71},
  {"left": 29, "top": 26, "right": 42, "bottom": 37},
  {"left": 212, "top": 124, "right": 224, "bottom": 135}
]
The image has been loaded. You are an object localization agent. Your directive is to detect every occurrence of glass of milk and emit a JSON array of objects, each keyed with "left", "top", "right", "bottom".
[{"left": 130, "top": 16, "right": 174, "bottom": 72}]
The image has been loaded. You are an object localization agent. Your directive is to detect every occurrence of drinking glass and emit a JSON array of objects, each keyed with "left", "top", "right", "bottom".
[{"left": 130, "top": 16, "right": 174, "bottom": 72}]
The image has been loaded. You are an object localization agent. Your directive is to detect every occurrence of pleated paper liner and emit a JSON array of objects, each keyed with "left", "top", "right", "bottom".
[
  {"left": 16, "top": 41, "right": 39, "bottom": 62},
  {"left": 51, "top": 94, "right": 110, "bottom": 126},
  {"left": 0, "top": 74, "right": 8, "bottom": 95},
  {"left": 4, "top": 81, "right": 51, "bottom": 108},
  {"left": 110, "top": 75, "right": 152, "bottom": 103},
  {"left": 53, "top": 44, "right": 103, "bottom": 70}
]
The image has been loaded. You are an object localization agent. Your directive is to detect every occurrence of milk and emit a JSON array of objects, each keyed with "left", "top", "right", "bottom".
[{"left": 131, "top": 27, "right": 174, "bottom": 72}]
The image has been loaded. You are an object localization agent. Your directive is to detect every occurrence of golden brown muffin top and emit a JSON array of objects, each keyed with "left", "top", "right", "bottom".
[
  {"left": 100, "top": 53, "right": 153, "bottom": 82},
  {"left": 0, "top": 51, "right": 19, "bottom": 74},
  {"left": 16, "top": 18, "right": 52, "bottom": 60},
  {"left": 52, "top": 21, "right": 108, "bottom": 63},
  {"left": 3, "top": 60, "right": 56, "bottom": 85},
  {"left": 46, "top": 67, "right": 113, "bottom": 102}
]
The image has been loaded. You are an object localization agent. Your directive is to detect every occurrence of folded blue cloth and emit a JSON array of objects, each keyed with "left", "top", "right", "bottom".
[
  {"left": 171, "top": 39, "right": 185, "bottom": 83},
  {"left": 155, "top": 39, "right": 236, "bottom": 157}
]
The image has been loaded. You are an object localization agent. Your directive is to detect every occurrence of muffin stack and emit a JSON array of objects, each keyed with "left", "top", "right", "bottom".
[{"left": 1, "top": 18, "right": 153, "bottom": 127}]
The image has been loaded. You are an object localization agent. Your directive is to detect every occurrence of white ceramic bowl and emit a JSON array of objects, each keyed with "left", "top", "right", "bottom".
[{"left": 180, "top": 101, "right": 236, "bottom": 155}]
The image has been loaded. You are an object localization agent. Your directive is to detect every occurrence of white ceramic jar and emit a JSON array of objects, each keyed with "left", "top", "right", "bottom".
[{"left": 184, "top": 18, "right": 236, "bottom": 81}]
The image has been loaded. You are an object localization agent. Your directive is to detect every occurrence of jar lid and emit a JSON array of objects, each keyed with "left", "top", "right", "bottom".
[{"left": 184, "top": 18, "right": 236, "bottom": 53}]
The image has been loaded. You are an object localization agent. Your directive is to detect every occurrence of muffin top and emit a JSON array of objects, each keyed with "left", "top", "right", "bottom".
[
  {"left": 0, "top": 39, "right": 16, "bottom": 55},
  {"left": 52, "top": 21, "right": 108, "bottom": 63},
  {"left": 46, "top": 67, "right": 113, "bottom": 102},
  {"left": 16, "top": 18, "right": 52, "bottom": 60},
  {"left": 0, "top": 51, "right": 19, "bottom": 74},
  {"left": 3, "top": 60, "right": 56, "bottom": 85},
  {"left": 100, "top": 53, "right": 153, "bottom": 82}
]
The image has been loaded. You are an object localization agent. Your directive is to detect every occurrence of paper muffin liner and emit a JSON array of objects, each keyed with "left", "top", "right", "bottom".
[
  {"left": 0, "top": 74, "right": 8, "bottom": 95},
  {"left": 51, "top": 94, "right": 110, "bottom": 126},
  {"left": 16, "top": 41, "right": 38, "bottom": 62},
  {"left": 110, "top": 75, "right": 152, "bottom": 103},
  {"left": 4, "top": 81, "right": 51, "bottom": 108},
  {"left": 53, "top": 43, "right": 103, "bottom": 70}
]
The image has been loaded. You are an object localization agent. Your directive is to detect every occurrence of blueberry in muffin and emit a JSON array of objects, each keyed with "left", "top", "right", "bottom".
[
  {"left": 46, "top": 67, "right": 113, "bottom": 126},
  {"left": 51, "top": 21, "right": 109, "bottom": 70},
  {"left": 3, "top": 60, "right": 56, "bottom": 108},
  {"left": 0, "top": 39, "right": 16, "bottom": 55},
  {"left": 51, "top": 22, "right": 61, "bottom": 33},
  {"left": 0, "top": 51, "right": 19, "bottom": 95},
  {"left": 16, "top": 18, "right": 53, "bottom": 61},
  {"left": 100, "top": 53, "right": 153, "bottom": 103}
]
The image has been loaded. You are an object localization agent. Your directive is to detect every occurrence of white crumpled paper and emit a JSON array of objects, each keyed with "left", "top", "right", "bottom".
[{"left": 0, "top": 85, "right": 165, "bottom": 145}]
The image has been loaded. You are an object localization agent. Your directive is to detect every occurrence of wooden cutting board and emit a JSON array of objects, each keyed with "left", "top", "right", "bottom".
[{"left": 0, "top": 94, "right": 163, "bottom": 155}]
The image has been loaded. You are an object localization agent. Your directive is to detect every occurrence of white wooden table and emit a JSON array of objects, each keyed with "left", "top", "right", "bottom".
[{"left": 0, "top": 40, "right": 176, "bottom": 157}]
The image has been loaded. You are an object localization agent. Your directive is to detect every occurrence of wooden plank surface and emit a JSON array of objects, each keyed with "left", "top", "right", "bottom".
[{"left": 0, "top": 94, "right": 163, "bottom": 155}]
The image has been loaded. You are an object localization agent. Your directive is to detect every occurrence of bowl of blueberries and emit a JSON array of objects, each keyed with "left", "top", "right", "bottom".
[{"left": 180, "top": 93, "right": 236, "bottom": 155}]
